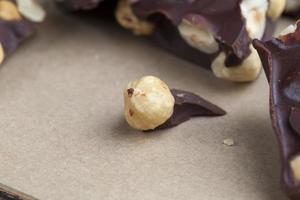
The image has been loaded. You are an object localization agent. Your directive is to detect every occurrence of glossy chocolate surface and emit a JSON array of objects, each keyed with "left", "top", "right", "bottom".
[
  {"left": 131, "top": 0, "right": 274, "bottom": 67},
  {"left": 253, "top": 22, "right": 300, "bottom": 200},
  {"left": 59, "top": 0, "right": 275, "bottom": 70},
  {"left": 156, "top": 89, "right": 226, "bottom": 130}
]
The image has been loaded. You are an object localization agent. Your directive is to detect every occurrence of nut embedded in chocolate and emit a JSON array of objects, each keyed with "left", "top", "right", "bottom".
[
  {"left": 253, "top": 21, "right": 300, "bottom": 200},
  {"left": 115, "top": 0, "right": 283, "bottom": 82},
  {"left": 123, "top": 76, "right": 226, "bottom": 131}
]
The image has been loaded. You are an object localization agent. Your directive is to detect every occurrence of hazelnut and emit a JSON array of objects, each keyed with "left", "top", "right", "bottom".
[
  {"left": 291, "top": 156, "right": 300, "bottom": 182},
  {"left": 16, "top": 0, "right": 46, "bottom": 22},
  {"left": 115, "top": 0, "right": 155, "bottom": 36},
  {"left": 267, "top": 0, "right": 286, "bottom": 21},
  {"left": 211, "top": 46, "right": 262, "bottom": 82},
  {"left": 124, "top": 76, "right": 175, "bottom": 131},
  {"left": 178, "top": 19, "right": 219, "bottom": 54},
  {"left": 240, "top": 0, "right": 268, "bottom": 39},
  {"left": 0, "top": 0, "right": 22, "bottom": 21}
]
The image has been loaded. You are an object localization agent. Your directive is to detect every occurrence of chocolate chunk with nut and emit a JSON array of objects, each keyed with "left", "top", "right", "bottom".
[
  {"left": 0, "top": 0, "right": 45, "bottom": 65},
  {"left": 253, "top": 21, "right": 300, "bottom": 200},
  {"left": 58, "top": 0, "right": 284, "bottom": 82},
  {"left": 123, "top": 76, "right": 226, "bottom": 131},
  {"left": 116, "top": 0, "right": 285, "bottom": 82}
]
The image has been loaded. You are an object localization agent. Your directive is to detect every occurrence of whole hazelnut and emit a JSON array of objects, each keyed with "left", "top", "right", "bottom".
[
  {"left": 124, "top": 76, "right": 175, "bottom": 131},
  {"left": 16, "top": 0, "right": 46, "bottom": 22}
]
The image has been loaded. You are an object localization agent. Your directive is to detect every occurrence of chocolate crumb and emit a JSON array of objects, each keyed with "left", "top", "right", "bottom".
[{"left": 223, "top": 139, "right": 235, "bottom": 146}]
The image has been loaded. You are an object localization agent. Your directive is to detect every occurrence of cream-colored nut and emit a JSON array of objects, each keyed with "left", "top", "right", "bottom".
[
  {"left": 267, "top": 0, "right": 286, "bottom": 21},
  {"left": 279, "top": 24, "right": 297, "bottom": 36},
  {"left": 223, "top": 138, "right": 235, "bottom": 146},
  {"left": 115, "top": 0, "right": 154, "bottom": 36},
  {"left": 0, "top": 43, "right": 5, "bottom": 65},
  {"left": 178, "top": 19, "right": 219, "bottom": 54},
  {"left": 0, "top": 0, "right": 22, "bottom": 21},
  {"left": 124, "top": 76, "right": 175, "bottom": 131},
  {"left": 285, "top": 0, "right": 300, "bottom": 12},
  {"left": 16, "top": 0, "right": 46, "bottom": 22},
  {"left": 240, "top": 0, "right": 268, "bottom": 39},
  {"left": 211, "top": 46, "right": 262, "bottom": 82},
  {"left": 291, "top": 155, "right": 300, "bottom": 182}
]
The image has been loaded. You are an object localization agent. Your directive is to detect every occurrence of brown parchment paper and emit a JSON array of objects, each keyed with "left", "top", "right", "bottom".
[{"left": 0, "top": 7, "right": 295, "bottom": 200}]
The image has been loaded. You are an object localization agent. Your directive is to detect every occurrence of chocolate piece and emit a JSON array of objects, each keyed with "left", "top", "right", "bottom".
[
  {"left": 62, "top": 0, "right": 277, "bottom": 81},
  {"left": 130, "top": 0, "right": 275, "bottom": 68},
  {"left": 132, "top": 0, "right": 249, "bottom": 67},
  {"left": 253, "top": 21, "right": 300, "bottom": 200},
  {"left": 156, "top": 89, "right": 226, "bottom": 130},
  {"left": 290, "top": 107, "right": 300, "bottom": 135}
]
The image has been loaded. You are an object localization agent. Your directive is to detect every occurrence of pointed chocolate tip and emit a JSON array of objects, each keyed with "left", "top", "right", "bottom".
[
  {"left": 252, "top": 39, "right": 273, "bottom": 82},
  {"left": 154, "top": 89, "right": 226, "bottom": 130}
]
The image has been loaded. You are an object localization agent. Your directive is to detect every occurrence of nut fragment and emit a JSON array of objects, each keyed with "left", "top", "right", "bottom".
[
  {"left": 223, "top": 138, "right": 235, "bottom": 146},
  {"left": 124, "top": 76, "right": 175, "bottom": 131},
  {"left": 0, "top": 43, "right": 5, "bottom": 65},
  {"left": 178, "top": 19, "right": 219, "bottom": 54},
  {"left": 279, "top": 24, "right": 297, "bottom": 37},
  {"left": 267, "top": 0, "right": 286, "bottom": 21},
  {"left": 211, "top": 46, "right": 262, "bottom": 82},
  {"left": 240, "top": 0, "right": 268, "bottom": 39},
  {"left": 291, "top": 156, "right": 300, "bottom": 182},
  {"left": 115, "top": 0, "right": 155, "bottom": 36},
  {"left": 16, "top": 0, "right": 46, "bottom": 22},
  {"left": 0, "top": 0, "right": 22, "bottom": 21}
]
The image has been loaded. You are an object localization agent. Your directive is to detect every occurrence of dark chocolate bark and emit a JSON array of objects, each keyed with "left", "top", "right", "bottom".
[
  {"left": 61, "top": 0, "right": 275, "bottom": 72},
  {"left": 156, "top": 89, "right": 226, "bottom": 130},
  {"left": 253, "top": 21, "right": 300, "bottom": 200},
  {"left": 131, "top": 0, "right": 275, "bottom": 68}
]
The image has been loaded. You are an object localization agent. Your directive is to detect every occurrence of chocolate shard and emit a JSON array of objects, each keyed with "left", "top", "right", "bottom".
[
  {"left": 253, "top": 21, "right": 300, "bottom": 200},
  {"left": 129, "top": 0, "right": 275, "bottom": 68},
  {"left": 156, "top": 89, "right": 226, "bottom": 130},
  {"left": 132, "top": 0, "right": 250, "bottom": 66}
]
